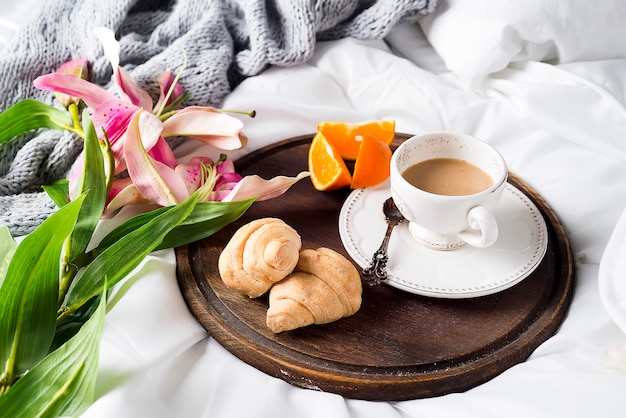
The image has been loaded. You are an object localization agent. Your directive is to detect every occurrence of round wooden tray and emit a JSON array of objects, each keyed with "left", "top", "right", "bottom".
[{"left": 175, "top": 134, "right": 575, "bottom": 401}]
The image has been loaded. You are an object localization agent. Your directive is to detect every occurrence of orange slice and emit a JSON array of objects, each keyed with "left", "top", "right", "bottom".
[
  {"left": 318, "top": 120, "right": 395, "bottom": 160},
  {"left": 308, "top": 131, "right": 352, "bottom": 191},
  {"left": 351, "top": 133, "right": 392, "bottom": 189}
]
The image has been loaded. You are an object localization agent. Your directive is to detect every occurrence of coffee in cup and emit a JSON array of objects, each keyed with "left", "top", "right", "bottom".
[
  {"left": 401, "top": 157, "right": 494, "bottom": 196},
  {"left": 390, "top": 132, "right": 507, "bottom": 250}
]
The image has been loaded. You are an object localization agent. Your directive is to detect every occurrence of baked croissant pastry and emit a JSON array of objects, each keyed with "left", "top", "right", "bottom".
[
  {"left": 266, "top": 247, "right": 362, "bottom": 333},
  {"left": 218, "top": 218, "right": 302, "bottom": 298}
]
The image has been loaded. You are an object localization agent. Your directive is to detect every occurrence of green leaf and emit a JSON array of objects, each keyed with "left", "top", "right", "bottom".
[
  {"left": 42, "top": 179, "right": 70, "bottom": 208},
  {"left": 0, "top": 227, "right": 17, "bottom": 287},
  {"left": 50, "top": 296, "right": 100, "bottom": 352},
  {"left": 157, "top": 197, "right": 256, "bottom": 250},
  {"left": 67, "top": 110, "right": 108, "bottom": 262},
  {"left": 62, "top": 193, "right": 198, "bottom": 315},
  {"left": 0, "top": 195, "right": 85, "bottom": 386},
  {"left": 0, "top": 289, "right": 106, "bottom": 417},
  {"left": 94, "top": 197, "right": 256, "bottom": 253},
  {"left": 0, "top": 99, "right": 71, "bottom": 144}
]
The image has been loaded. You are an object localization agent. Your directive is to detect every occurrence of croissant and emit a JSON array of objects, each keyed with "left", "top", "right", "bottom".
[
  {"left": 218, "top": 218, "right": 302, "bottom": 298},
  {"left": 266, "top": 247, "right": 362, "bottom": 333}
]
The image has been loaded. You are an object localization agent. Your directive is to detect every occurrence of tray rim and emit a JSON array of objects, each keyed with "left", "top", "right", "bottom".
[{"left": 175, "top": 133, "right": 575, "bottom": 400}]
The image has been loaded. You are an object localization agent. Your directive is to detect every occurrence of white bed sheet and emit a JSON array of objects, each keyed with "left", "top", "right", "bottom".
[
  {"left": 83, "top": 30, "right": 626, "bottom": 418},
  {"left": 4, "top": 3, "right": 626, "bottom": 417},
  {"left": 0, "top": 0, "right": 38, "bottom": 48}
]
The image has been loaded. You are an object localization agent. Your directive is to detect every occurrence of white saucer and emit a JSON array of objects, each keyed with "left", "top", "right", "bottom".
[
  {"left": 339, "top": 179, "right": 548, "bottom": 298},
  {"left": 599, "top": 208, "right": 626, "bottom": 334}
]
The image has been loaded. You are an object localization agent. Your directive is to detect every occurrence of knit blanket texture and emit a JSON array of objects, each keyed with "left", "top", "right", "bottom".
[{"left": 0, "top": 0, "right": 437, "bottom": 236}]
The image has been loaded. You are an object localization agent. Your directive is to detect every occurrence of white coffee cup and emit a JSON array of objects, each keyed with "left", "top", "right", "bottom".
[{"left": 390, "top": 132, "right": 508, "bottom": 250}]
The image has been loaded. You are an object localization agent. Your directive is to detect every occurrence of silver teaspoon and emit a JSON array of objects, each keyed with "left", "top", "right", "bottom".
[{"left": 362, "top": 197, "right": 406, "bottom": 285}]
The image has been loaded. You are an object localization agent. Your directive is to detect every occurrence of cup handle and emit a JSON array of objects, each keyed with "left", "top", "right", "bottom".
[{"left": 458, "top": 206, "right": 498, "bottom": 248}]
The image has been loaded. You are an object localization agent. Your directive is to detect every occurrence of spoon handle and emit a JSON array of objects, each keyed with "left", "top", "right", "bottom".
[{"left": 362, "top": 220, "right": 398, "bottom": 285}]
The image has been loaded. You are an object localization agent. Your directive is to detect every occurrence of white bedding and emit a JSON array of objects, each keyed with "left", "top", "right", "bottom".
[{"left": 4, "top": 2, "right": 626, "bottom": 417}]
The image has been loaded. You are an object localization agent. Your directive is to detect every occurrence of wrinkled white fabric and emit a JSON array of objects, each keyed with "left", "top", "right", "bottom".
[
  {"left": 80, "top": 34, "right": 626, "bottom": 417},
  {"left": 419, "top": 0, "right": 626, "bottom": 87}
]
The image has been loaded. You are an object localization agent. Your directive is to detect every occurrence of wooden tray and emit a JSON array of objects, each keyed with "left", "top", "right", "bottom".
[{"left": 175, "top": 134, "right": 575, "bottom": 401}]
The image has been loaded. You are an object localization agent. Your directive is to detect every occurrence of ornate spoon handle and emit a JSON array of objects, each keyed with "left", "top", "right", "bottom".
[
  {"left": 362, "top": 219, "right": 400, "bottom": 286},
  {"left": 362, "top": 197, "right": 405, "bottom": 286}
]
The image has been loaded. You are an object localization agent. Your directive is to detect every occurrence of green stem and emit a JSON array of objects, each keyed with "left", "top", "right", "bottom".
[
  {"left": 69, "top": 104, "right": 80, "bottom": 128},
  {"left": 0, "top": 378, "right": 18, "bottom": 395},
  {"left": 58, "top": 263, "right": 77, "bottom": 306},
  {"left": 157, "top": 105, "right": 256, "bottom": 122},
  {"left": 219, "top": 109, "right": 256, "bottom": 118},
  {"left": 60, "top": 123, "right": 85, "bottom": 140},
  {"left": 56, "top": 306, "right": 74, "bottom": 323},
  {"left": 157, "top": 109, "right": 179, "bottom": 121},
  {"left": 0, "top": 327, "right": 20, "bottom": 393},
  {"left": 58, "top": 246, "right": 98, "bottom": 307},
  {"left": 66, "top": 103, "right": 85, "bottom": 138}
]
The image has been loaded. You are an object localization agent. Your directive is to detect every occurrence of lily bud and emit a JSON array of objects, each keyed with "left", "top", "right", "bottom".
[{"left": 54, "top": 58, "right": 91, "bottom": 108}]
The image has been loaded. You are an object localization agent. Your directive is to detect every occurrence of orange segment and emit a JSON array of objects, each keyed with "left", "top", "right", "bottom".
[
  {"left": 308, "top": 131, "right": 352, "bottom": 191},
  {"left": 318, "top": 120, "right": 395, "bottom": 160},
  {"left": 350, "top": 133, "right": 392, "bottom": 189}
]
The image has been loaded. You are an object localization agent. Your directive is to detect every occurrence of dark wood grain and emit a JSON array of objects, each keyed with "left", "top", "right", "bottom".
[{"left": 175, "top": 134, "right": 575, "bottom": 400}]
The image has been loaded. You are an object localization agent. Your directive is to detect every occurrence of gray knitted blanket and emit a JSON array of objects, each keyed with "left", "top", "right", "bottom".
[{"left": 0, "top": 0, "right": 437, "bottom": 236}]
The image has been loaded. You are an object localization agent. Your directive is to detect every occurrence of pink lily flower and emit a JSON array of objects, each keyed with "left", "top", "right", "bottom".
[
  {"left": 33, "top": 27, "right": 246, "bottom": 176},
  {"left": 104, "top": 111, "right": 308, "bottom": 215},
  {"left": 33, "top": 27, "right": 249, "bottom": 203},
  {"left": 34, "top": 27, "right": 309, "bottom": 215}
]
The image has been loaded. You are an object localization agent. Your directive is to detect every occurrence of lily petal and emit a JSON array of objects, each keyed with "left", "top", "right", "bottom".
[
  {"left": 148, "top": 137, "right": 178, "bottom": 169},
  {"left": 137, "top": 111, "right": 166, "bottom": 152},
  {"left": 92, "top": 99, "right": 138, "bottom": 172},
  {"left": 161, "top": 106, "right": 244, "bottom": 150},
  {"left": 174, "top": 159, "right": 204, "bottom": 196},
  {"left": 34, "top": 73, "right": 116, "bottom": 109},
  {"left": 103, "top": 182, "right": 150, "bottom": 217},
  {"left": 216, "top": 171, "right": 242, "bottom": 187},
  {"left": 115, "top": 66, "right": 154, "bottom": 111},
  {"left": 93, "top": 100, "right": 166, "bottom": 175},
  {"left": 124, "top": 111, "right": 188, "bottom": 206},
  {"left": 154, "top": 69, "right": 184, "bottom": 112},
  {"left": 210, "top": 180, "right": 241, "bottom": 201},
  {"left": 68, "top": 153, "right": 85, "bottom": 201},
  {"left": 93, "top": 27, "right": 120, "bottom": 70},
  {"left": 222, "top": 171, "right": 310, "bottom": 202},
  {"left": 108, "top": 177, "right": 134, "bottom": 201},
  {"left": 216, "top": 158, "right": 236, "bottom": 175},
  {"left": 93, "top": 26, "right": 153, "bottom": 110}
]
